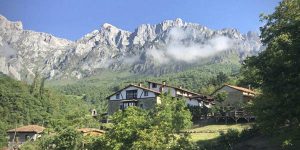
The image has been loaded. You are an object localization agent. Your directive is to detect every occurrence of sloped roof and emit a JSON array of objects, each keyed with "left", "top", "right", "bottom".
[
  {"left": 211, "top": 84, "right": 256, "bottom": 95},
  {"left": 190, "top": 95, "right": 214, "bottom": 101},
  {"left": 106, "top": 84, "right": 161, "bottom": 99},
  {"left": 77, "top": 128, "right": 105, "bottom": 136},
  {"left": 77, "top": 128, "right": 105, "bottom": 133},
  {"left": 146, "top": 81, "right": 202, "bottom": 96},
  {"left": 7, "top": 125, "right": 45, "bottom": 133},
  {"left": 226, "top": 84, "right": 256, "bottom": 94}
]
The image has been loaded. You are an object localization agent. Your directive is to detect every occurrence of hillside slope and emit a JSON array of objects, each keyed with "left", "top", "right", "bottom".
[{"left": 0, "top": 73, "right": 93, "bottom": 147}]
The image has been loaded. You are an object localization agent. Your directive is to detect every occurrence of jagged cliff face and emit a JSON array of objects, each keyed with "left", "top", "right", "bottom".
[
  {"left": 0, "top": 15, "right": 74, "bottom": 80},
  {"left": 0, "top": 16, "right": 263, "bottom": 80}
]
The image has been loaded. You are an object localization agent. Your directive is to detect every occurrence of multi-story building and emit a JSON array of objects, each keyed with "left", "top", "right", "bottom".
[{"left": 107, "top": 81, "right": 213, "bottom": 115}]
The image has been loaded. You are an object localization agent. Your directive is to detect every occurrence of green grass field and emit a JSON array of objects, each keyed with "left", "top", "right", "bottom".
[{"left": 186, "top": 123, "right": 252, "bottom": 142}]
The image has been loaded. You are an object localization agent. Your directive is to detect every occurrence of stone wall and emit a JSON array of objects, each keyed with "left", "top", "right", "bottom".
[
  {"left": 137, "top": 98, "right": 157, "bottom": 110},
  {"left": 108, "top": 97, "right": 157, "bottom": 115},
  {"left": 108, "top": 100, "right": 122, "bottom": 115}
]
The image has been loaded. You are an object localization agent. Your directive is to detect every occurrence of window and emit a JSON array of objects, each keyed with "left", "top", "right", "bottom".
[
  {"left": 121, "top": 102, "right": 137, "bottom": 109},
  {"left": 152, "top": 83, "right": 157, "bottom": 88},
  {"left": 92, "top": 110, "right": 97, "bottom": 116},
  {"left": 144, "top": 90, "right": 148, "bottom": 96},
  {"left": 116, "top": 93, "right": 120, "bottom": 99},
  {"left": 126, "top": 90, "right": 137, "bottom": 99},
  {"left": 25, "top": 135, "right": 30, "bottom": 141}
]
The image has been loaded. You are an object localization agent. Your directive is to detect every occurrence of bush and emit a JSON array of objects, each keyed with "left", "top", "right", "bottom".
[
  {"left": 171, "top": 133, "right": 197, "bottom": 150},
  {"left": 40, "top": 127, "right": 83, "bottom": 150},
  {"left": 219, "top": 129, "right": 240, "bottom": 149},
  {"left": 88, "top": 95, "right": 193, "bottom": 150},
  {"left": 197, "top": 127, "right": 261, "bottom": 150}
]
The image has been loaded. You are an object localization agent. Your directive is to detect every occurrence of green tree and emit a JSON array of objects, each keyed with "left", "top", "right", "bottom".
[
  {"left": 214, "top": 92, "right": 228, "bottom": 104},
  {"left": 152, "top": 94, "right": 192, "bottom": 132},
  {"left": 213, "top": 92, "right": 228, "bottom": 114},
  {"left": 241, "top": 0, "right": 300, "bottom": 147},
  {"left": 212, "top": 72, "right": 229, "bottom": 86},
  {"left": 170, "top": 133, "right": 196, "bottom": 150},
  {"left": 0, "top": 73, "right": 93, "bottom": 148},
  {"left": 0, "top": 122, "right": 7, "bottom": 148},
  {"left": 89, "top": 95, "right": 192, "bottom": 150},
  {"left": 30, "top": 71, "right": 41, "bottom": 97},
  {"left": 48, "top": 127, "right": 83, "bottom": 150},
  {"left": 106, "top": 107, "right": 150, "bottom": 149}
]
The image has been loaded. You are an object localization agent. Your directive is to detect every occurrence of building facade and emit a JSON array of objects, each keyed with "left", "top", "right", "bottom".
[
  {"left": 107, "top": 81, "right": 213, "bottom": 115},
  {"left": 211, "top": 84, "right": 256, "bottom": 122},
  {"left": 212, "top": 84, "right": 256, "bottom": 108},
  {"left": 7, "top": 125, "right": 45, "bottom": 148},
  {"left": 107, "top": 84, "right": 161, "bottom": 115}
]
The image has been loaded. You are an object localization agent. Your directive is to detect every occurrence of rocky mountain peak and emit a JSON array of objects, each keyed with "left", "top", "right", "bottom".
[
  {"left": 156, "top": 18, "right": 186, "bottom": 32},
  {"left": 101, "top": 23, "right": 121, "bottom": 32},
  {"left": 0, "top": 15, "right": 263, "bottom": 80},
  {"left": 0, "top": 15, "right": 23, "bottom": 31}
]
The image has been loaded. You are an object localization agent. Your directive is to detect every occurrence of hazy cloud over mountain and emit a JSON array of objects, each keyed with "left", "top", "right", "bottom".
[
  {"left": 0, "top": 15, "right": 262, "bottom": 80},
  {"left": 147, "top": 28, "right": 235, "bottom": 64},
  {"left": 0, "top": 43, "right": 17, "bottom": 58}
]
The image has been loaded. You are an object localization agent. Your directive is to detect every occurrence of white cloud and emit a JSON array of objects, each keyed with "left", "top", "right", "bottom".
[
  {"left": 147, "top": 27, "right": 235, "bottom": 64},
  {"left": 123, "top": 55, "right": 140, "bottom": 65},
  {"left": 146, "top": 48, "right": 170, "bottom": 64}
]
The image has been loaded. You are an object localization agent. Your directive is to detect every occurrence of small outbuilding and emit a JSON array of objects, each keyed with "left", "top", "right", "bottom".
[
  {"left": 7, "top": 125, "right": 45, "bottom": 148},
  {"left": 211, "top": 84, "right": 257, "bottom": 123},
  {"left": 212, "top": 84, "right": 256, "bottom": 108}
]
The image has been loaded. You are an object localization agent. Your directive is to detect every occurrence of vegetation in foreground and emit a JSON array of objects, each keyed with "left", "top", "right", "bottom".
[
  {"left": 240, "top": 0, "right": 300, "bottom": 149},
  {"left": 18, "top": 94, "right": 194, "bottom": 150},
  {"left": 0, "top": 73, "right": 99, "bottom": 148},
  {"left": 1, "top": 0, "right": 300, "bottom": 149},
  {"left": 186, "top": 124, "right": 252, "bottom": 142}
]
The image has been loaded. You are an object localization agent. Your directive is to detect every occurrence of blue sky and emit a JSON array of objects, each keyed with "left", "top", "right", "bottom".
[{"left": 0, "top": 0, "right": 281, "bottom": 40}]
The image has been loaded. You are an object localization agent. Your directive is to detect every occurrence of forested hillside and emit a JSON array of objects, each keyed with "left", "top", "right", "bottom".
[
  {"left": 47, "top": 61, "right": 241, "bottom": 114},
  {"left": 0, "top": 73, "right": 96, "bottom": 147}
]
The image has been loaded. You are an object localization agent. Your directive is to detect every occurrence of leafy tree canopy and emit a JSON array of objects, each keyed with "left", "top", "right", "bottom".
[{"left": 241, "top": 0, "right": 300, "bottom": 147}]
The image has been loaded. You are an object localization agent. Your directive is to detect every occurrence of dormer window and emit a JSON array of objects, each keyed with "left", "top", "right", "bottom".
[
  {"left": 152, "top": 83, "right": 157, "bottom": 88},
  {"left": 144, "top": 91, "right": 148, "bottom": 96},
  {"left": 116, "top": 93, "right": 120, "bottom": 99}
]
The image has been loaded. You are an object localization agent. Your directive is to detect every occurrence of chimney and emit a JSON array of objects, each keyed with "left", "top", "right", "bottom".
[
  {"left": 162, "top": 81, "right": 166, "bottom": 85},
  {"left": 138, "top": 82, "right": 143, "bottom": 87},
  {"left": 248, "top": 84, "right": 251, "bottom": 90}
]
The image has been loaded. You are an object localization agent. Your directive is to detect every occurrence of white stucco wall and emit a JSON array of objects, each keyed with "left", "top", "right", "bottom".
[
  {"left": 109, "top": 86, "right": 156, "bottom": 100},
  {"left": 186, "top": 99, "right": 199, "bottom": 106},
  {"left": 148, "top": 83, "right": 162, "bottom": 93}
]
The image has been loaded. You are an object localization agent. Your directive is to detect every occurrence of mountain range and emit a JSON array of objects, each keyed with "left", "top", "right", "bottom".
[{"left": 0, "top": 15, "right": 263, "bottom": 80}]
